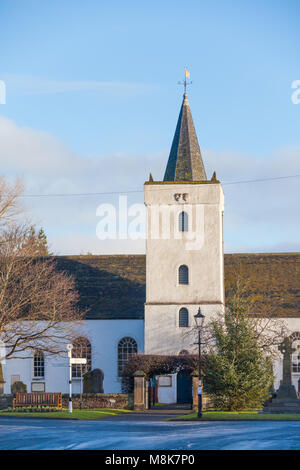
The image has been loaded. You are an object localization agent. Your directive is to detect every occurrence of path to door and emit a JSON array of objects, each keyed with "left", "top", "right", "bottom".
[{"left": 106, "top": 405, "right": 192, "bottom": 422}]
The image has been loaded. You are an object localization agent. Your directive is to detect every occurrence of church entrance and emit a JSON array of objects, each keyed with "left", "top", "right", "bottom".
[{"left": 176, "top": 371, "right": 192, "bottom": 404}]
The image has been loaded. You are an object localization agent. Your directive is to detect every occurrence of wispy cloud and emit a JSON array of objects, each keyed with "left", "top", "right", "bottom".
[
  {"left": 3, "top": 74, "right": 157, "bottom": 97},
  {"left": 0, "top": 115, "right": 299, "bottom": 255}
]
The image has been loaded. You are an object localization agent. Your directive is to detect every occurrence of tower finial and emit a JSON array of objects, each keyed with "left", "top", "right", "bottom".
[{"left": 178, "top": 66, "right": 192, "bottom": 94}]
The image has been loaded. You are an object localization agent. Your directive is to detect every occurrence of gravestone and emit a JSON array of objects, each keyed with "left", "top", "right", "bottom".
[
  {"left": 263, "top": 337, "right": 300, "bottom": 413},
  {"left": 11, "top": 381, "right": 27, "bottom": 394},
  {"left": 83, "top": 369, "right": 104, "bottom": 393},
  {"left": 276, "top": 337, "right": 298, "bottom": 399}
]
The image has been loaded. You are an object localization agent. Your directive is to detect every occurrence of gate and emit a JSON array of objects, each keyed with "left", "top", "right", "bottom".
[{"left": 176, "top": 371, "right": 192, "bottom": 404}]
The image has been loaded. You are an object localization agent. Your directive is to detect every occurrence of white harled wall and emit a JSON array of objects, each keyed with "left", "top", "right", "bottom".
[
  {"left": 144, "top": 182, "right": 225, "bottom": 403},
  {"left": 144, "top": 182, "right": 225, "bottom": 356},
  {"left": 2, "top": 319, "right": 144, "bottom": 394}
]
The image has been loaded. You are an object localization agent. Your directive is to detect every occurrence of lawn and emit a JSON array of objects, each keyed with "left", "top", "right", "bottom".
[
  {"left": 0, "top": 408, "right": 131, "bottom": 420},
  {"left": 170, "top": 410, "right": 300, "bottom": 421}
]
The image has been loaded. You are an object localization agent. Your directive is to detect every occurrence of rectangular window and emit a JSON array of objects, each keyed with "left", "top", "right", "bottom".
[
  {"left": 293, "top": 360, "right": 300, "bottom": 373},
  {"left": 33, "top": 353, "right": 45, "bottom": 378}
]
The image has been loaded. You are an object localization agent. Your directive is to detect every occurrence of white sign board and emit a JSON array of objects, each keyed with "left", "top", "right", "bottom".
[
  {"left": 31, "top": 382, "right": 45, "bottom": 392},
  {"left": 158, "top": 376, "right": 172, "bottom": 387},
  {"left": 70, "top": 358, "right": 87, "bottom": 365}
]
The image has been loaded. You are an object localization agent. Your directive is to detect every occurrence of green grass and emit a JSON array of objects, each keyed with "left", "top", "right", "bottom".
[
  {"left": 0, "top": 408, "right": 131, "bottom": 420},
  {"left": 169, "top": 410, "right": 300, "bottom": 421}
]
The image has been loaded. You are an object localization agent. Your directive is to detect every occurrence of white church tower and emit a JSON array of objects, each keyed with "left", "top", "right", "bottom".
[{"left": 144, "top": 91, "right": 225, "bottom": 358}]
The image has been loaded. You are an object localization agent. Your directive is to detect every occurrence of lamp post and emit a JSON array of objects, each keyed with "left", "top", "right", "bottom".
[
  {"left": 67, "top": 343, "right": 73, "bottom": 413},
  {"left": 194, "top": 308, "right": 205, "bottom": 418}
]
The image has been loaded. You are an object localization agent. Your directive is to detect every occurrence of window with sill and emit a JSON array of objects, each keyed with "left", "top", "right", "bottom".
[
  {"left": 179, "top": 211, "right": 188, "bottom": 232},
  {"left": 178, "top": 265, "right": 189, "bottom": 285},
  {"left": 179, "top": 308, "right": 189, "bottom": 327},
  {"left": 33, "top": 351, "right": 45, "bottom": 379},
  {"left": 118, "top": 337, "right": 138, "bottom": 377}
]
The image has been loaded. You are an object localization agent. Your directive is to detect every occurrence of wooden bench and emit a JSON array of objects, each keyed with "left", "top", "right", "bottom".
[{"left": 13, "top": 392, "right": 62, "bottom": 408}]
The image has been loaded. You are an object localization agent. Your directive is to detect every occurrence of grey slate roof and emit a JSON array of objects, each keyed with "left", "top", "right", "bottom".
[
  {"left": 54, "top": 253, "right": 300, "bottom": 319},
  {"left": 54, "top": 255, "right": 145, "bottom": 320},
  {"left": 163, "top": 93, "right": 207, "bottom": 181}
]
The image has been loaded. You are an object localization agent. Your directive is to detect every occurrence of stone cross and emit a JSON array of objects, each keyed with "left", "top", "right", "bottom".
[{"left": 278, "top": 337, "right": 296, "bottom": 386}]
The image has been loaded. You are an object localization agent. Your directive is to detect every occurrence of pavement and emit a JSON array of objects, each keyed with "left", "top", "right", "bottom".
[
  {"left": 1, "top": 416, "right": 300, "bottom": 449},
  {"left": 103, "top": 406, "right": 193, "bottom": 421}
]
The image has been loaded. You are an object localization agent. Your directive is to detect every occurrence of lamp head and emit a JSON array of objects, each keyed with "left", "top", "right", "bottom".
[{"left": 194, "top": 308, "right": 205, "bottom": 327}]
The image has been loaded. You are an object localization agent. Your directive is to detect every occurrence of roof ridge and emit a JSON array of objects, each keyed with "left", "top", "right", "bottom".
[{"left": 53, "top": 252, "right": 300, "bottom": 259}]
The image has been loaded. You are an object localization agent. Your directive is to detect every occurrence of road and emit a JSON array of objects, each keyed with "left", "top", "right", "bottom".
[{"left": 0, "top": 417, "right": 300, "bottom": 450}]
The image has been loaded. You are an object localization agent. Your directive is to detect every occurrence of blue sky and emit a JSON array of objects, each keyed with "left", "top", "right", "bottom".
[{"left": 0, "top": 0, "right": 299, "bottom": 254}]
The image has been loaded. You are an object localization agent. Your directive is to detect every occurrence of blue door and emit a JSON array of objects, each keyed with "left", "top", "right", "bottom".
[{"left": 177, "top": 371, "right": 192, "bottom": 404}]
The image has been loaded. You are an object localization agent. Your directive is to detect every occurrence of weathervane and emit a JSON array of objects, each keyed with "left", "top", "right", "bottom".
[{"left": 178, "top": 66, "right": 192, "bottom": 93}]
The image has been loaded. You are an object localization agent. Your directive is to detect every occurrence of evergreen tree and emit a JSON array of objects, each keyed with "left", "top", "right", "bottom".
[
  {"left": 22, "top": 226, "right": 52, "bottom": 256},
  {"left": 36, "top": 228, "right": 51, "bottom": 255},
  {"left": 204, "top": 284, "right": 274, "bottom": 410}
]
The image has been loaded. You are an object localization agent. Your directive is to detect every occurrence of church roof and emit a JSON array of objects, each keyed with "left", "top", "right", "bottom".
[
  {"left": 54, "top": 255, "right": 146, "bottom": 320},
  {"left": 225, "top": 253, "right": 300, "bottom": 317},
  {"left": 163, "top": 93, "right": 207, "bottom": 182},
  {"left": 54, "top": 253, "right": 300, "bottom": 319}
]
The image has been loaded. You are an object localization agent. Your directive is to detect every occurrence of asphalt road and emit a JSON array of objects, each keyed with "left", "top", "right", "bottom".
[{"left": 0, "top": 417, "right": 300, "bottom": 450}]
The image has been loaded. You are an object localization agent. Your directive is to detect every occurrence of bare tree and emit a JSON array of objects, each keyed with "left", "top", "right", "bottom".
[
  {"left": 0, "top": 177, "right": 24, "bottom": 225},
  {"left": 0, "top": 178, "right": 85, "bottom": 362}
]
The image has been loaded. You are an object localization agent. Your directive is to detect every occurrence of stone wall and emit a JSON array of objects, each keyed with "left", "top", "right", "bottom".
[
  {"left": 191, "top": 393, "right": 213, "bottom": 412},
  {"left": 62, "top": 393, "right": 130, "bottom": 409},
  {"left": 0, "top": 395, "right": 14, "bottom": 409}
]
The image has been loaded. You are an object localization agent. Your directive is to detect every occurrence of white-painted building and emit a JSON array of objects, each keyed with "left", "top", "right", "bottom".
[
  {"left": 1, "top": 93, "right": 300, "bottom": 403},
  {"left": 2, "top": 320, "right": 144, "bottom": 395}
]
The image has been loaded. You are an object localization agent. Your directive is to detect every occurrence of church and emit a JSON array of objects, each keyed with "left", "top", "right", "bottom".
[{"left": 1, "top": 91, "right": 300, "bottom": 404}]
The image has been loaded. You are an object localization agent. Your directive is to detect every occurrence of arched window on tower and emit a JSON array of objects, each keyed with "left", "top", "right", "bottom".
[
  {"left": 118, "top": 337, "right": 138, "bottom": 377},
  {"left": 178, "top": 265, "right": 189, "bottom": 284},
  {"left": 179, "top": 211, "right": 188, "bottom": 232},
  {"left": 179, "top": 308, "right": 189, "bottom": 327},
  {"left": 33, "top": 351, "right": 45, "bottom": 378},
  {"left": 72, "top": 337, "right": 92, "bottom": 379}
]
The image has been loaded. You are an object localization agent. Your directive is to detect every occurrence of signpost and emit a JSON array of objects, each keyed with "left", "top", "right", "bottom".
[
  {"left": 66, "top": 343, "right": 86, "bottom": 413},
  {"left": 70, "top": 358, "right": 87, "bottom": 365},
  {"left": 71, "top": 358, "right": 87, "bottom": 410}
]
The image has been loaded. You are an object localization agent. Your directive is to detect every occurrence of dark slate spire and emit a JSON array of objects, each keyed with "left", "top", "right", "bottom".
[{"left": 163, "top": 93, "right": 207, "bottom": 181}]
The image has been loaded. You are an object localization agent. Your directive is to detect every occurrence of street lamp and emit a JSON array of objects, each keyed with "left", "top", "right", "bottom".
[
  {"left": 194, "top": 308, "right": 205, "bottom": 418},
  {"left": 67, "top": 343, "right": 73, "bottom": 413}
]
